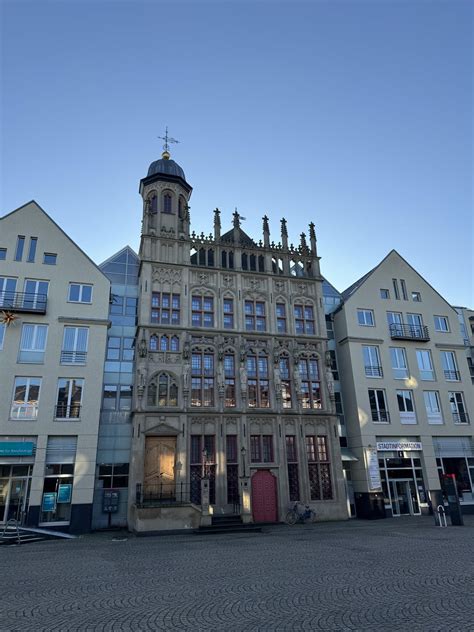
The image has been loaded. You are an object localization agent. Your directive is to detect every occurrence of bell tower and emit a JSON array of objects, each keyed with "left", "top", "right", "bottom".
[{"left": 139, "top": 129, "right": 192, "bottom": 265}]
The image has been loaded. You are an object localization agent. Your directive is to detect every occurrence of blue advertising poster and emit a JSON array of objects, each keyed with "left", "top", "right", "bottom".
[
  {"left": 57, "top": 484, "right": 72, "bottom": 504},
  {"left": 42, "top": 492, "right": 56, "bottom": 512}
]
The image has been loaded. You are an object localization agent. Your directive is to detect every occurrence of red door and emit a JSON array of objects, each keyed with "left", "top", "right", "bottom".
[{"left": 251, "top": 470, "right": 278, "bottom": 523}]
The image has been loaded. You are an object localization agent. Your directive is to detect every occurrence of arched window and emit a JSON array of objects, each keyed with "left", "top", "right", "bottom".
[
  {"left": 241, "top": 253, "right": 248, "bottom": 270},
  {"left": 170, "top": 335, "right": 179, "bottom": 352},
  {"left": 299, "top": 357, "right": 321, "bottom": 409},
  {"left": 147, "top": 372, "right": 178, "bottom": 407},
  {"left": 258, "top": 255, "right": 265, "bottom": 272},
  {"left": 199, "top": 248, "right": 206, "bottom": 266},
  {"left": 160, "top": 335, "right": 169, "bottom": 351},
  {"left": 247, "top": 352, "right": 269, "bottom": 408},
  {"left": 221, "top": 250, "right": 227, "bottom": 268},
  {"left": 149, "top": 194, "right": 158, "bottom": 213},
  {"left": 228, "top": 252, "right": 234, "bottom": 269},
  {"left": 149, "top": 335, "right": 159, "bottom": 351},
  {"left": 163, "top": 192, "right": 173, "bottom": 214},
  {"left": 249, "top": 254, "right": 256, "bottom": 271},
  {"left": 207, "top": 249, "right": 214, "bottom": 267}
]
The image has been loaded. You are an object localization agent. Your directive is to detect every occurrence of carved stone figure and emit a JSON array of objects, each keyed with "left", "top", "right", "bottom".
[
  {"left": 217, "top": 361, "right": 225, "bottom": 391},
  {"left": 239, "top": 365, "right": 248, "bottom": 392},
  {"left": 273, "top": 365, "right": 282, "bottom": 391},
  {"left": 183, "top": 363, "right": 190, "bottom": 390},
  {"left": 183, "top": 340, "right": 191, "bottom": 360},
  {"left": 325, "top": 350, "right": 332, "bottom": 368},
  {"left": 138, "top": 337, "right": 147, "bottom": 358},
  {"left": 293, "top": 363, "right": 301, "bottom": 393}
]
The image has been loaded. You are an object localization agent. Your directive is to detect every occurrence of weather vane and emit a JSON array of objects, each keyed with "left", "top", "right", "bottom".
[{"left": 157, "top": 126, "right": 179, "bottom": 155}]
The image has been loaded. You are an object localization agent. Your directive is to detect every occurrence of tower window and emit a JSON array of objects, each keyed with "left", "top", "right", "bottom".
[{"left": 163, "top": 194, "right": 172, "bottom": 214}]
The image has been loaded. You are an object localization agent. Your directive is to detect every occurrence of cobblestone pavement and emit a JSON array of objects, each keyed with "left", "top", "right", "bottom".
[{"left": 1, "top": 516, "right": 473, "bottom": 631}]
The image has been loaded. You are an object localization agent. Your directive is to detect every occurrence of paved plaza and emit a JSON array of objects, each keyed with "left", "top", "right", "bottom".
[{"left": 1, "top": 516, "right": 473, "bottom": 631}]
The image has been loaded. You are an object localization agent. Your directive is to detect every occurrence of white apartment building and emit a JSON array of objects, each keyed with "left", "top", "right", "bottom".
[
  {"left": 334, "top": 250, "right": 474, "bottom": 518},
  {"left": 0, "top": 201, "right": 110, "bottom": 533}
]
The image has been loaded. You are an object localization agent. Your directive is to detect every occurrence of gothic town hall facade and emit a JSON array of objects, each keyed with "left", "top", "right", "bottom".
[{"left": 129, "top": 149, "right": 347, "bottom": 531}]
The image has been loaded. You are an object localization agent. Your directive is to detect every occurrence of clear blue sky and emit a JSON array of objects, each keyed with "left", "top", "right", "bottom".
[{"left": 1, "top": 1, "right": 472, "bottom": 305}]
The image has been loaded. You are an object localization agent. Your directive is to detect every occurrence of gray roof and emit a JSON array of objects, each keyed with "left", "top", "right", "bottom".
[
  {"left": 341, "top": 267, "right": 376, "bottom": 301},
  {"left": 147, "top": 158, "right": 186, "bottom": 181},
  {"left": 220, "top": 227, "right": 256, "bottom": 247}
]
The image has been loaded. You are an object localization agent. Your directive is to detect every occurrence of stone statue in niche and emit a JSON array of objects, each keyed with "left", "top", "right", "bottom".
[
  {"left": 217, "top": 361, "right": 225, "bottom": 392},
  {"left": 239, "top": 365, "right": 248, "bottom": 393},
  {"left": 293, "top": 362, "right": 301, "bottom": 394},
  {"left": 138, "top": 337, "right": 147, "bottom": 358},
  {"left": 183, "top": 340, "right": 191, "bottom": 360},
  {"left": 183, "top": 363, "right": 190, "bottom": 390},
  {"left": 273, "top": 364, "right": 282, "bottom": 394}
]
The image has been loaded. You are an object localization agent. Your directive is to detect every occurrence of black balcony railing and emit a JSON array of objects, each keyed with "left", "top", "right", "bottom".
[
  {"left": 365, "top": 365, "right": 383, "bottom": 377},
  {"left": 371, "top": 410, "right": 390, "bottom": 423},
  {"left": 444, "top": 370, "right": 460, "bottom": 381},
  {"left": 0, "top": 292, "right": 47, "bottom": 314},
  {"left": 135, "top": 482, "right": 191, "bottom": 507},
  {"left": 55, "top": 404, "right": 81, "bottom": 419},
  {"left": 389, "top": 323, "right": 430, "bottom": 341},
  {"left": 453, "top": 411, "right": 470, "bottom": 424},
  {"left": 60, "top": 350, "right": 87, "bottom": 364}
]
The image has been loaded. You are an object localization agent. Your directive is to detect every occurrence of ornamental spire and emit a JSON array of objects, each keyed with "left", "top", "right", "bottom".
[{"left": 157, "top": 126, "right": 180, "bottom": 160}]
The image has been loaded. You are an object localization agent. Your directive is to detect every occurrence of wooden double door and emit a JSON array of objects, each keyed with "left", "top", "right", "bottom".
[
  {"left": 144, "top": 436, "right": 177, "bottom": 498},
  {"left": 251, "top": 470, "right": 278, "bottom": 523}
]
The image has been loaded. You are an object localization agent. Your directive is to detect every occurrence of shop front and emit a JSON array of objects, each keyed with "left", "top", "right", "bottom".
[
  {"left": 434, "top": 437, "right": 474, "bottom": 513},
  {"left": 0, "top": 439, "right": 36, "bottom": 525},
  {"left": 377, "top": 440, "right": 429, "bottom": 517}
]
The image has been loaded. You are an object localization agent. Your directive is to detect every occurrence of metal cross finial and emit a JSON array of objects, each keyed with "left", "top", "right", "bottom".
[{"left": 157, "top": 126, "right": 180, "bottom": 154}]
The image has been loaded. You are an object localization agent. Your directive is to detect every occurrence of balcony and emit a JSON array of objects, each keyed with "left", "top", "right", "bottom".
[
  {"left": 0, "top": 292, "right": 47, "bottom": 314},
  {"left": 453, "top": 412, "right": 470, "bottom": 424},
  {"left": 372, "top": 410, "right": 390, "bottom": 423},
  {"left": 60, "top": 350, "right": 87, "bottom": 365},
  {"left": 444, "top": 370, "right": 460, "bottom": 381},
  {"left": 389, "top": 323, "right": 430, "bottom": 341},
  {"left": 365, "top": 365, "right": 383, "bottom": 377},
  {"left": 55, "top": 404, "right": 81, "bottom": 419}
]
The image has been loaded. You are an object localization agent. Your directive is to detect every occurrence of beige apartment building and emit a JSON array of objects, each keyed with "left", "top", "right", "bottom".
[
  {"left": 334, "top": 250, "right": 474, "bottom": 518},
  {"left": 129, "top": 149, "right": 347, "bottom": 532},
  {"left": 0, "top": 202, "right": 110, "bottom": 532}
]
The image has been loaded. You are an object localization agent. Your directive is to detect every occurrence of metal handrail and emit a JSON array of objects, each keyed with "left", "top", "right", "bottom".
[
  {"left": 0, "top": 291, "right": 47, "bottom": 313},
  {"left": 389, "top": 323, "right": 430, "bottom": 341},
  {"left": 1, "top": 518, "right": 21, "bottom": 544}
]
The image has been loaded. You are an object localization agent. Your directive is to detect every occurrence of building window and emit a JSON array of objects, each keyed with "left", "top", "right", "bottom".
[
  {"left": 245, "top": 300, "right": 266, "bottom": 332},
  {"left": 223, "top": 298, "right": 234, "bottom": 329},
  {"left": 299, "top": 357, "right": 321, "bottom": 409},
  {"left": 106, "top": 336, "right": 135, "bottom": 361},
  {"left": 14, "top": 236, "right": 25, "bottom": 261},
  {"left": 0, "top": 248, "right": 6, "bottom": 260},
  {"left": 400, "top": 279, "right": 408, "bottom": 300},
  {"left": 55, "top": 378, "right": 83, "bottom": 419},
  {"left": 380, "top": 289, "right": 390, "bottom": 299},
  {"left": 11, "top": 377, "right": 41, "bottom": 419},
  {"left": 368, "top": 389, "right": 389, "bottom": 422},
  {"left": 27, "top": 237, "right": 37, "bottom": 263},
  {"left": 0, "top": 323, "right": 5, "bottom": 349},
  {"left": 224, "top": 353, "right": 236, "bottom": 407},
  {"left": 0, "top": 277, "right": 17, "bottom": 307},
  {"left": 247, "top": 352, "right": 270, "bottom": 408},
  {"left": 306, "top": 435, "right": 332, "bottom": 500},
  {"left": 449, "top": 392, "right": 469, "bottom": 424},
  {"left": 357, "top": 309, "right": 375, "bottom": 326},
  {"left": 98, "top": 463, "right": 129, "bottom": 489},
  {"left": 392, "top": 279, "right": 400, "bottom": 300},
  {"left": 40, "top": 436, "right": 77, "bottom": 525},
  {"left": 250, "top": 435, "right": 274, "bottom": 463},
  {"left": 325, "top": 315, "right": 334, "bottom": 339},
  {"left": 276, "top": 303, "right": 287, "bottom": 333},
  {"left": 192, "top": 295, "right": 214, "bottom": 327},
  {"left": 61, "top": 326, "right": 88, "bottom": 364},
  {"left": 328, "top": 350, "right": 339, "bottom": 380},
  {"left": 43, "top": 253, "right": 57, "bottom": 265},
  {"left": 286, "top": 436, "right": 300, "bottom": 501},
  {"left": 102, "top": 385, "right": 132, "bottom": 411},
  {"left": 191, "top": 351, "right": 214, "bottom": 407},
  {"left": 294, "top": 304, "right": 315, "bottom": 335},
  {"left": 19, "top": 324, "right": 48, "bottom": 363},
  {"left": 226, "top": 435, "right": 239, "bottom": 506},
  {"left": 416, "top": 349, "right": 435, "bottom": 380},
  {"left": 387, "top": 311, "right": 403, "bottom": 335},
  {"left": 163, "top": 193, "right": 172, "bottom": 213},
  {"left": 434, "top": 316, "right": 450, "bottom": 332},
  {"left": 363, "top": 345, "right": 383, "bottom": 377},
  {"left": 148, "top": 372, "right": 178, "bottom": 407},
  {"left": 411, "top": 291, "right": 421, "bottom": 302},
  {"left": 151, "top": 292, "right": 180, "bottom": 325},
  {"left": 148, "top": 193, "right": 158, "bottom": 213},
  {"left": 190, "top": 435, "right": 216, "bottom": 504},
  {"left": 68, "top": 283, "right": 93, "bottom": 303},
  {"left": 424, "top": 391, "right": 443, "bottom": 424},
  {"left": 389, "top": 347, "right": 408, "bottom": 379},
  {"left": 440, "top": 351, "right": 460, "bottom": 381},
  {"left": 23, "top": 279, "right": 49, "bottom": 310},
  {"left": 397, "top": 389, "right": 416, "bottom": 423},
  {"left": 280, "top": 356, "right": 292, "bottom": 408}
]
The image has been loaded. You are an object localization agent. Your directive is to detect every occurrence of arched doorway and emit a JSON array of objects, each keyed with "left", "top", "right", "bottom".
[{"left": 251, "top": 470, "right": 278, "bottom": 523}]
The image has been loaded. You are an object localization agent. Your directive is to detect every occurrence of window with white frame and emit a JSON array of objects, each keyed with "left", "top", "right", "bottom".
[
  {"left": 396, "top": 389, "right": 416, "bottom": 423},
  {"left": 23, "top": 279, "right": 49, "bottom": 310},
  {"left": 448, "top": 392, "right": 469, "bottom": 424},
  {"left": 440, "top": 351, "right": 459, "bottom": 381},
  {"left": 411, "top": 292, "right": 421, "bottom": 302},
  {"left": 68, "top": 283, "right": 93, "bottom": 303},
  {"left": 362, "top": 345, "right": 383, "bottom": 377},
  {"left": 423, "top": 391, "right": 443, "bottom": 424},
  {"left": 434, "top": 315, "right": 449, "bottom": 332},
  {"left": 56, "top": 378, "right": 83, "bottom": 419},
  {"left": 406, "top": 313, "right": 424, "bottom": 336},
  {"left": 357, "top": 309, "right": 375, "bottom": 326},
  {"left": 389, "top": 347, "right": 408, "bottom": 379},
  {"left": 387, "top": 311, "right": 403, "bottom": 335},
  {"left": 0, "top": 323, "right": 5, "bottom": 349},
  {"left": 380, "top": 289, "right": 390, "bottom": 299},
  {"left": 61, "top": 327, "right": 89, "bottom": 364},
  {"left": 11, "top": 377, "right": 41, "bottom": 419},
  {"left": 19, "top": 324, "right": 48, "bottom": 363},
  {"left": 0, "top": 277, "right": 17, "bottom": 307},
  {"left": 416, "top": 349, "right": 435, "bottom": 380},
  {"left": 368, "top": 388, "right": 389, "bottom": 422}
]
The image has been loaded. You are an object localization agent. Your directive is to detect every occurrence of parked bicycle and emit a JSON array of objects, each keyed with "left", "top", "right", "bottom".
[{"left": 285, "top": 503, "right": 317, "bottom": 525}]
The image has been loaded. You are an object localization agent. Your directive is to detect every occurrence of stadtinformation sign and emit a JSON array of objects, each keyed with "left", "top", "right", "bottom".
[{"left": 376, "top": 441, "right": 422, "bottom": 451}]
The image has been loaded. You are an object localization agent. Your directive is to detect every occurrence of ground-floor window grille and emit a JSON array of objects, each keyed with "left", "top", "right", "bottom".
[
  {"left": 306, "top": 435, "right": 332, "bottom": 500},
  {"left": 226, "top": 435, "right": 239, "bottom": 507},
  {"left": 190, "top": 434, "right": 216, "bottom": 504},
  {"left": 286, "top": 435, "right": 300, "bottom": 501}
]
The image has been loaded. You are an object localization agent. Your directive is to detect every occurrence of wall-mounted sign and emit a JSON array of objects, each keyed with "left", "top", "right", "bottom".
[
  {"left": 57, "top": 484, "right": 72, "bottom": 504},
  {"left": 366, "top": 447, "right": 382, "bottom": 491},
  {"left": 377, "top": 441, "right": 422, "bottom": 452},
  {"left": 0, "top": 441, "right": 35, "bottom": 457},
  {"left": 42, "top": 492, "right": 56, "bottom": 512}
]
